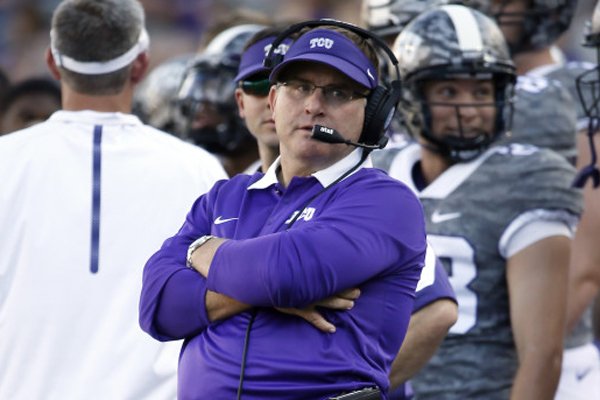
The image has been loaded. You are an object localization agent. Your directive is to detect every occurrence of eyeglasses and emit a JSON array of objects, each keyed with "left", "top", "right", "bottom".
[
  {"left": 239, "top": 78, "right": 272, "bottom": 97},
  {"left": 277, "top": 79, "right": 368, "bottom": 107}
]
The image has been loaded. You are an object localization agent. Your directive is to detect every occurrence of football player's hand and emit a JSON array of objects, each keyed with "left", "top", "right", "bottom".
[{"left": 276, "top": 288, "right": 360, "bottom": 333}]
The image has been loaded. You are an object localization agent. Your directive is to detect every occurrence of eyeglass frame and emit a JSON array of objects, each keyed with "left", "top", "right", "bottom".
[{"left": 276, "top": 78, "right": 369, "bottom": 107}]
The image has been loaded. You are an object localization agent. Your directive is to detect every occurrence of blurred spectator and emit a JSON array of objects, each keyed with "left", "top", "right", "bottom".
[{"left": 0, "top": 76, "right": 60, "bottom": 135}]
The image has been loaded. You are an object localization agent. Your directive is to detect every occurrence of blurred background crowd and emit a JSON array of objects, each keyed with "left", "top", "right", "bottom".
[
  {"left": 0, "top": 0, "right": 595, "bottom": 82},
  {"left": 0, "top": 0, "right": 363, "bottom": 82}
]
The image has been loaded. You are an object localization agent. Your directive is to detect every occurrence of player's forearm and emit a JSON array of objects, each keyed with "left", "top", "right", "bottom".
[
  {"left": 566, "top": 277, "right": 600, "bottom": 333},
  {"left": 510, "top": 350, "right": 562, "bottom": 400},
  {"left": 389, "top": 299, "right": 457, "bottom": 389},
  {"left": 506, "top": 236, "right": 568, "bottom": 400},
  {"left": 567, "top": 188, "right": 600, "bottom": 332}
]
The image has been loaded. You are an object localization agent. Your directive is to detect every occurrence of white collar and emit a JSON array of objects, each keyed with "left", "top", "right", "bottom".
[{"left": 248, "top": 148, "right": 372, "bottom": 190}]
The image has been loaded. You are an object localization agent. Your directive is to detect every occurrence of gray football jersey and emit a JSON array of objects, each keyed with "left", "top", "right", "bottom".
[
  {"left": 374, "top": 143, "right": 582, "bottom": 399},
  {"left": 541, "top": 61, "right": 594, "bottom": 130},
  {"left": 496, "top": 75, "right": 577, "bottom": 163}
]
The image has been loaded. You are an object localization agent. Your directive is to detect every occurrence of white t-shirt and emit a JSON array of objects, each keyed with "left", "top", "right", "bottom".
[{"left": 0, "top": 110, "right": 227, "bottom": 400}]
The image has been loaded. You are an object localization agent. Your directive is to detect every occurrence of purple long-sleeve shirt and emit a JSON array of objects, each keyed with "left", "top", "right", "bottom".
[{"left": 139, "top": 153, "right": 426, "bottom": 400}]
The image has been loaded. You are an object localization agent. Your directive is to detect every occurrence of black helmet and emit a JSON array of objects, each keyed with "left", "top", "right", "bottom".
[
  {"left": 133, "top": 54, "right": 193, "bottom": 134},
  {"left": 361, "top": 0, "right": 449, "bottom": 39},
  {"left": 463, "top": 0, "right": 578, "bottom": 54},
  {"left": 175, "top": 24, "right": 264, "bottom": 154}
]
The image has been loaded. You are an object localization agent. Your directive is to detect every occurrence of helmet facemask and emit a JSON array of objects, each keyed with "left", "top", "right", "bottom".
[
  {"left": 175, "top": 54, "right": 254, "bottom": 155},
  {"left": 403, "top": 68, "right": 514, "bottom": 162}
]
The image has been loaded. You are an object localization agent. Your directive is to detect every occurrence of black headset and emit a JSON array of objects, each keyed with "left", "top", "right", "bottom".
[{"left": 263, "top": 18, "right": 402, "bottom": 149}]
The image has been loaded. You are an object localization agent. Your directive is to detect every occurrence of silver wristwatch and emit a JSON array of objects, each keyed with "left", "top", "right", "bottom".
[{"left": 186, "top": 235, "right": 215, "bottom": 268}]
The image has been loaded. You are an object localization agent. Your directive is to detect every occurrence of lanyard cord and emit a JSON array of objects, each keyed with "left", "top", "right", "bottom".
[
  {"left": 236, "top": 150, "right": 370, "bottom": 398},
  {"left": 236, "top": 308, "right": 257, "bottom": 400}
]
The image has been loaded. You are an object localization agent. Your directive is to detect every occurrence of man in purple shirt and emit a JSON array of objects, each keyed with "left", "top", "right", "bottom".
[{"left": 139, "top": 21, "right": 426, "bottom": 400}]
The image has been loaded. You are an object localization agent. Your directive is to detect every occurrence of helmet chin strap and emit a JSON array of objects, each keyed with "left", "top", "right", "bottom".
[
  {"left": 424, "top": 142, "right": 456, "bottom": 163},
  {"left": 419, "top": 102, "right": 493, "bottom": 163},
  {"left": 420, "top": 135, "right": 485, "bottom": 163}
]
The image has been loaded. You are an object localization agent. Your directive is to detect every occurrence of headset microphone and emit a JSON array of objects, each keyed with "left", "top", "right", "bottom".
[{"left": 311, "top": 125, "right": 387, "bottom": 149}]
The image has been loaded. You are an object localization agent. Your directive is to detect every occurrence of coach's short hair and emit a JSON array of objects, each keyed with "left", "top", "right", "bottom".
[{"left": 51, "top": 0, "right": 145, "bottom": 95}]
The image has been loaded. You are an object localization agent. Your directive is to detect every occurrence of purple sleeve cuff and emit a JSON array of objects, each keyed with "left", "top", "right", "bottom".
[{"left": 412, "top": 260, "right": 456, "bottom": 312}]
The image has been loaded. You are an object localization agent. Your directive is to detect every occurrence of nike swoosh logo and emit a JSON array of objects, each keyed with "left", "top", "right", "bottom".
[
  {"left": 367, "top": 68, "right": 375, "bottom": 81},
  {"left": 431, "top": 210, "right": 461, "bottom": 224},
  {"left": 214, "top": 216, "right": 239, "bottom": 225}
]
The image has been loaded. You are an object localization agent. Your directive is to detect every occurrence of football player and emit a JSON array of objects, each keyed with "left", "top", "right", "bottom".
[
  {"left": 463, "top": 2, "right": 600, "bottom": 397},
  {"left": 176, "top": 24, "right": 264, "bottom": 176},
  {"left": 376, "top": 4, "right": 582, "bottom": 398}
]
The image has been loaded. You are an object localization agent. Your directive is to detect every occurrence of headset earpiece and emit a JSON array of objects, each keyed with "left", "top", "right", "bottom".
[
  {"left": 361, "top": 80, "right": 402, "bottom": 147},
  {"left": 363, "top": 86, "right": 388, "bottom": 145}
]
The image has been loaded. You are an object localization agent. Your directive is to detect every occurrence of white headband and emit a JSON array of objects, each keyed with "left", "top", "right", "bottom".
[{"left": 50, "top": 28, "right": 150, "bottom": 75}]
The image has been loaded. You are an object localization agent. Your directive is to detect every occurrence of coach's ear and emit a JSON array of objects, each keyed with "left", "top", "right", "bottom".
[
  {"left": 268, "top": 83, "right": 278, "bottom": 119},
  {"left": 45, "top": 48, "right": 61, "bottom": 80},
  {"left": 130, "top": 52, "right": 149, "bottom": 85}
]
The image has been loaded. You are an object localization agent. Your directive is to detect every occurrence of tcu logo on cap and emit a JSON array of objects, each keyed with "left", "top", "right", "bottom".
[{"left": 310, "top": 37, "right": 334, "bottom": 49}]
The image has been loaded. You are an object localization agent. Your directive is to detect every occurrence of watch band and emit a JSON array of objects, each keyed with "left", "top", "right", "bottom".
[{"left": 186, "top": 235, "right": 215, "bottom": 268}]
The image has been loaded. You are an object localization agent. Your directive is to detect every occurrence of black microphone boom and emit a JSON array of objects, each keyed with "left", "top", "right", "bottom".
[
  {"left": 311, "top": 125, "right": 347, "bottom": 144},
  {"left": 311, "top": 125, "right": 385, "bottom": 149}
]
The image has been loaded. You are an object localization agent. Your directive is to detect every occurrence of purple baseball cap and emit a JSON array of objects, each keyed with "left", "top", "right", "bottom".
[
  {"left": 269, "top": 28, "right": 378, "bottom": 89},
  {"left": 234, "top": 36, "right": 291, "bottom": 82}
]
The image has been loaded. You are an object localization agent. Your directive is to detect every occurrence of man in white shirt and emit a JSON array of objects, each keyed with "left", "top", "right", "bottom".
[{"left": 0, "top": 1, "right": 227, "bottom": 399}]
